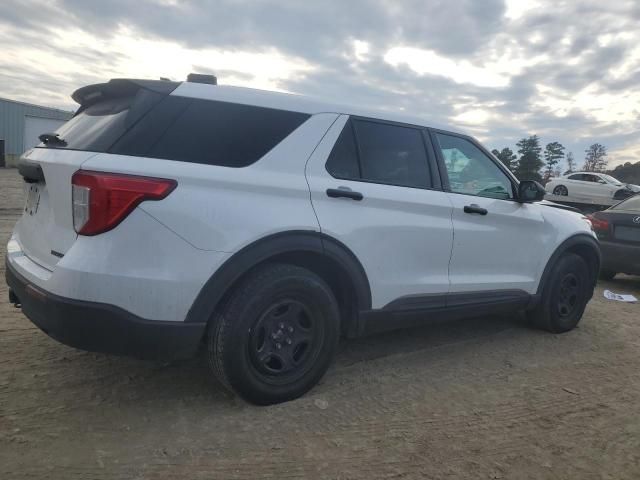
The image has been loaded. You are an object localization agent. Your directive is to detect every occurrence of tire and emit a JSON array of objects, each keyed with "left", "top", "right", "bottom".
[
  {"left": 207, "top": 263, "right": 340, "bottom": 405},
  {"left": 529, "top": 253, "right": 591, "bottom": 333},
  {"left": 599, "top": 269, "right": 616, "bottom": 280},
  {"left": 553, "top": 185, "right": 568, "bottom": 196}
]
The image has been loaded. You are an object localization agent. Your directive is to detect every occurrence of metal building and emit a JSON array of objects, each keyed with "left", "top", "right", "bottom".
[{"left": 0, "top": 97, "right": 73, "bottom": 167}]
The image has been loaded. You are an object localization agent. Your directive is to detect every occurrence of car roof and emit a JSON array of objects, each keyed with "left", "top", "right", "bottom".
[{"left": 171, "top": 82, "right": 469, "bottom": 136}]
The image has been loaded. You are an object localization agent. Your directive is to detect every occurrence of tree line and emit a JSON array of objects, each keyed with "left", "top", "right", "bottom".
[{"left": 491, "top": 135, "right": 609, "bottom": 183}]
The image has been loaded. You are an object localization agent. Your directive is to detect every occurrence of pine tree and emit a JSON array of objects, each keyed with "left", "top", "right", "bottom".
[
  {"left": 543, "top": 142, "right": 565, "bottom": 177},
  {"left": 491, "top": 147, "right": 518, "bottom": 172},
  {"left": 514, "top": 135, "right": 543, "bottom": 181}
]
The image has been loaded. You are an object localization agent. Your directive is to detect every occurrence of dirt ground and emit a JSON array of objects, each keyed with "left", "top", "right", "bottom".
[{"left": 1, "top": 167, "right": 640, "bottom": 479}]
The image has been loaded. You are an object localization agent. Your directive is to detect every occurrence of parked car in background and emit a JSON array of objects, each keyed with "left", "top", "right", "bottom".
[
  {"left": 587, "top": 194, "right": 640, "bottom": 279},
  {"left": 546, "top": 172, "right": 640, "bottom": 200},
  {"left": 6, "top": 76, "right": 601, "bottom": 405}
]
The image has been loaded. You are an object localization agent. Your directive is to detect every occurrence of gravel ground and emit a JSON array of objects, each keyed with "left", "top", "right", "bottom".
[{"left": 1, "top": 167, "right": 639, "bottom": 479}]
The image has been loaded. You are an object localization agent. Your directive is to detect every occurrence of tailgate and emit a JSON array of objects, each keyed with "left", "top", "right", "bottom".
[{"left": 14, "top": 148, "right": 97, "bottom": 270}]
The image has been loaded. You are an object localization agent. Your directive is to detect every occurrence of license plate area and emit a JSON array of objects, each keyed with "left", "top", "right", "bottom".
[
  {"left": 24, "top": 184, "right": 41, "bottom": 216},
  {"left": 615, "top": 225, "right": 640, "bottom": 243}
]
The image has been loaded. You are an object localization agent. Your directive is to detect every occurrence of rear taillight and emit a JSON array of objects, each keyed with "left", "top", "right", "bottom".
[
  {"left": 586, "top": 213, "right": 609, "bottom": 233},
  {"left": 71, "top": 171, "right": 176, "bottom": 236}
]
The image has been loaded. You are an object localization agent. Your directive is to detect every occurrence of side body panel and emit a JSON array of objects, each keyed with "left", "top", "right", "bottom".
[{"left": 446, "top": 195, "right": 548, "bottom": 293}]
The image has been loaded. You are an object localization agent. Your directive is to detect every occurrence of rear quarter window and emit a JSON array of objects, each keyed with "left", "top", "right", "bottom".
[{"left": 130, "top": 98, "right": 310, "bottom": 167}]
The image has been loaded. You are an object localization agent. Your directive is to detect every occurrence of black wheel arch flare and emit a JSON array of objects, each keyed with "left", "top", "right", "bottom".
[
  {"left": 536, "top": 234, "right": 601, "bottom": 297},
  {"left": 185, "top": 231, "right": 372, "bottom": 332}
]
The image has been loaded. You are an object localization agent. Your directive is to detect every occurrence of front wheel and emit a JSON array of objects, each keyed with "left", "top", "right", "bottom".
[
  {"left": 529, "top": 253, "right": 591, "bottom": 333},
  {"left": 207, "top": 263, "right": 340, "bottom": 405}
]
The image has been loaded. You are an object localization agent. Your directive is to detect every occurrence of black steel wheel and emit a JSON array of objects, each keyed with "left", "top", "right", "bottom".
[
  {"left": 528, "top": 253, "right": 591, "bottom": 333},
  {"left": 553, "top": 185, "right": 568, "bottom": 196},
  {"left": 556, "top": 273, "right": 579, "bottom": 318},
  {"left": 207, "top": 263, "right": 340, "bottom": 405},
  {"left": 248, "top": 299, "right": 323, "bottom": 382}
]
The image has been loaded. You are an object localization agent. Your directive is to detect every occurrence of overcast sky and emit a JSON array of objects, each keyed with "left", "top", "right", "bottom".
[{"left": 1, "top": 0, "right": 638, "bottom": 169}]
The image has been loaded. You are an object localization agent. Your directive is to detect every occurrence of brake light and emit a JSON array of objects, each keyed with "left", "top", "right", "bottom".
[
  {"left": 586, "top": 213, "right": 609, "bottom": 232},
  {"left": 71, "top": 171, "right": 176, "bottom": 235}
]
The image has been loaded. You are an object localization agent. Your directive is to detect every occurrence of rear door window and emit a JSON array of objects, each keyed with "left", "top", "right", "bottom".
[
  {"left": 325, "top": 121, "right": 360, "bottom": 180},
  {"left": 354, "top": 120, "right": 431, "bottom": 189},
  {"left": 325, "top": 119, "right": 432, "bottom": 189}
]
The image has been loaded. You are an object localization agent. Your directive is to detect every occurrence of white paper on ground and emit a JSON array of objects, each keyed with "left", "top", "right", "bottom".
[{"left": 603, "top": 290, "right": 638, "bottom": 302}]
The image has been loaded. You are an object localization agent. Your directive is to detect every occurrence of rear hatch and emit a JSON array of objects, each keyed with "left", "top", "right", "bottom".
[{"left": 13, "top": 79, "right": 179, "bottom": 271}]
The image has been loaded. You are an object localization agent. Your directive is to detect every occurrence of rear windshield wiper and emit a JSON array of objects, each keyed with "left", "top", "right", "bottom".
[{"left": 38, "top": 133, "right": 67, "bottom": 147}]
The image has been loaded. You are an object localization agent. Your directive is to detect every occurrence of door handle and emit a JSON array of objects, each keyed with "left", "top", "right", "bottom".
[
  {"left": 326, "top": 188, "right": 363, "bottom": 201},
  {"left": 463, "top": 204, "right": 488, "bottom": 215}
]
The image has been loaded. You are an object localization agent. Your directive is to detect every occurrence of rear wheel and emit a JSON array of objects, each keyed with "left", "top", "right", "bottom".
[
  {"left": 553, "top": 185, "right": 568, "bottom": 196},
  {"left": 207, "top": 263, "right": 340, "bottom": 405},
  {"left": 529, "top": 253, "right": 591, "bottom": 333}
]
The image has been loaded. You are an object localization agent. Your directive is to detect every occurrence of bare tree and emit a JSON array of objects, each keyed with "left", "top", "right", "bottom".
[
  {"left": 566, "top": 151, "right": 576, "bottom": 173},
  {"left": 583, "top": 144, "right": 608, "bottom": 172}
]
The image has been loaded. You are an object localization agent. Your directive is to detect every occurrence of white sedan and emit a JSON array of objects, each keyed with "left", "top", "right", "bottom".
[{"left": 546, "top": 172, "right": 640, "bottom": 201}]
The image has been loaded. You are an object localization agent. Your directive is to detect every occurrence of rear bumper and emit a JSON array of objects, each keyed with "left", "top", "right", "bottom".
[
  {"left": 5, "top": 259, "right": 206, "bottom": 360},
  {"left": 600, "top": 240, "right": 640, "bottom": 275}
]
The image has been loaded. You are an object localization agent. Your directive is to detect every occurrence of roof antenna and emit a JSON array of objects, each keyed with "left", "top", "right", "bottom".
[{"left": 187, "top": 73, "right": 217, "bottom": 85}]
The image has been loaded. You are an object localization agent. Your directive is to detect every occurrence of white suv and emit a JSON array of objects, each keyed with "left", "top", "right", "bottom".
[{"left": 5, "top": 77, "right": 600, "bottom": 405}]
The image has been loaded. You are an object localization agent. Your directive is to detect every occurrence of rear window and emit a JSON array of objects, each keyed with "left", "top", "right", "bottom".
[
  {"left": 612, "top": 195, "right": 640, "bottom": 211},
  {"left": 40, "top": 93, "right": 310, "bottom": 168},
  {"left": 49, "top": 89, "right": 163, "bottom": 152}
]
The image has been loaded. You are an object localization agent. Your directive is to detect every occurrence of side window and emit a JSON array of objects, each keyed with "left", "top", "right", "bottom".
[
  {"left": 326, "top": 121, "right": 360, "bottom": 180},
  {"left": 434, "top": 133, "right": 514, "bottom": 200},
  {"left": 353, "top": 120, "right": 431, "bottom": 188},
  {"left": 568, "top": 174, "right": 584, "bottom": 181}
]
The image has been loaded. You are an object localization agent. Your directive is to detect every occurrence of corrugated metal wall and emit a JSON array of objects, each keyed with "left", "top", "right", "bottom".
[{"left": 0, "top": 98, "right": 73, "bottom": 161}]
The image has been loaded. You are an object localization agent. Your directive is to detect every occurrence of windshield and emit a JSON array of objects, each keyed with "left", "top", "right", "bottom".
[{"left": 600, "top": 174, "right": 623, "bottom": 185}]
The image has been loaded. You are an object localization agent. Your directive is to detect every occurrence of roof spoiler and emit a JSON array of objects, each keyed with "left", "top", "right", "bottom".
[{"left": 71, "top": 78, "right": 180, "bottom": 108}]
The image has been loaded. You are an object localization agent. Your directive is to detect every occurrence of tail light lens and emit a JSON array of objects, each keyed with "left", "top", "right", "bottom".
[
  {"left": 71, "top": 171, "right": 177, "bottom": 235},
  {"left": 586, "top": 213, "right": 609, "bottom": 233}
]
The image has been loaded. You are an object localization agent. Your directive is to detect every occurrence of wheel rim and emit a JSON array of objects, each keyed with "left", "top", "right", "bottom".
[
  {"left": 248, "top": 299, "right": 321, "bottom": 378},
  {"left": 554, "top": 186, "right": 567, "bottom": 196},
  {"left": 557, "top": 273, "right": 580, "bottom": 317}
]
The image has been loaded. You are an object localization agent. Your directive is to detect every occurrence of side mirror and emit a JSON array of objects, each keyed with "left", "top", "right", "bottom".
[{"left": 518, "top": 180, "right": 546, "bottom": 203}]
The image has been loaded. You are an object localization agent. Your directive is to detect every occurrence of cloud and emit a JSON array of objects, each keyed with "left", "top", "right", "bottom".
[{"left": 0, "top": 0, "right": 638, "bottom": 168}]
